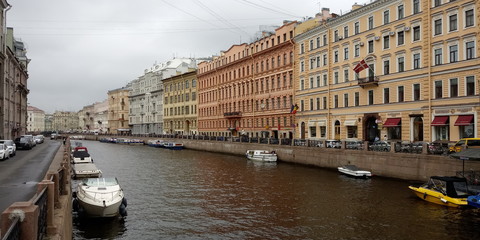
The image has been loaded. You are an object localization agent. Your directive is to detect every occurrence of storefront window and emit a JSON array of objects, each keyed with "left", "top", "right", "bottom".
[
  {"left": 387, "top": 127, "right": 401, "bottom": 140},
  {"left": 460, "top": 125, "right": 474, "bottom": 138},
  {"left": 347, "top": 126, "right": 358, "bottom": 138},
  {"left": 320, "top": 126, "right": 326, "bottom": 138},
  {"left": 310, "top": 126, "right": 317, "bottom": 138},
  {"left": 435, "top": 126, "right": 449, "bottom": 140}
]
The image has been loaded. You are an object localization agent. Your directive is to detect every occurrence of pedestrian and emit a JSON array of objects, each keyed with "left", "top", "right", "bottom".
[
  {"left": 383, "top": 135, "right": 388, "bottom": 141},
  {"left": 63, "top": 137, "right": 66, "bottom": 145},
  {"left": 374, "top": 136, "right": 379, "bottom": 142}
]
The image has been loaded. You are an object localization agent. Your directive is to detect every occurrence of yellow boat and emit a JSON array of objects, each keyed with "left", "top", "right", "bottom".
[{"left": 409, "top": 176, "right": 471, "bottom": 208}]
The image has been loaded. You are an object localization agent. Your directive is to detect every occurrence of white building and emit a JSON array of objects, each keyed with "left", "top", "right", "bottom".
[
  {"left": 27, "top": 106, "right": 45, "bottom": 133},
  {"left": 129, "top": 58, "right": 201, "bottom": 135}
]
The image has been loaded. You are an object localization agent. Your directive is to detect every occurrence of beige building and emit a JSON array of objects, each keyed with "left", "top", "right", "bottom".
[
  {"left": 27, "top": 106, "right": 45, "bottom": 133},
  {"left": 53, "top": 111, "right": 79, "bottom": 132},
  {"left": 107, "top": 86, "right": 130, "bottom": 134},
  {"left": 163, "top": 70, "right": 198, "bottom": 135},
  {"left": 294, "top": 0, "right": 479, "bottom": 142}
]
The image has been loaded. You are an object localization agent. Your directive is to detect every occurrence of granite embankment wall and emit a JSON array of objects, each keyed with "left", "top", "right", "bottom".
[{"left": 82, "top": 135, "right": 480, "bottom": 181}]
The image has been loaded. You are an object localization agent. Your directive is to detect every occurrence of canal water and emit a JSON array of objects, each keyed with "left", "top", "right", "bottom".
[{"left": 72, "top": 140, "right": 480, "bottom": 240}]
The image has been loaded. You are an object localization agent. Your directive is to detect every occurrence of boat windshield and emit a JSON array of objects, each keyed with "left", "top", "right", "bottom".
[
  {"left": 82, "top": 178, "right": 118, "bottom": 187},
  {"left": 427, "top": 177, "right": 471, "bottom": 198}
]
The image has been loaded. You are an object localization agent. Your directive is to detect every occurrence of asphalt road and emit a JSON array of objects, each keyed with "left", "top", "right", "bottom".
[{"left": 0, "top": 139, "right": 60, "bottom": 223}]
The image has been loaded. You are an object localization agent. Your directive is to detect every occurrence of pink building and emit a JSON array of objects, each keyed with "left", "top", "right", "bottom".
[{"left": 198, "top": 21, "right": 297, "bottom": 139}]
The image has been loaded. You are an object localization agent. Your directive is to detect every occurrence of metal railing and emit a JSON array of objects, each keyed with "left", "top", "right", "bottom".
[
  {"left": 1, "top": 217, "right": 20, "bottom": 240},
  {"left": 32, "top": 188, "right": 48, "bottom": 240}
]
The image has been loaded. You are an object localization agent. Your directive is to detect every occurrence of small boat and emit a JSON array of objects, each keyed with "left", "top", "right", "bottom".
[
  {"left": 245, "top": 150, "right": 277, "bottom": 162},
  {"left": 147, "top": 139, "right": 164, "bottom": 148},
  {"left": 164, "top": 142, "right": 184, "bottom": 150},
  {"left": 72, "top": 151, "right": 93, "bottom": 164},
  {"left": 408, "top": 176, "right": 471, "bottom": 207},
  {"left": 73, "top": 163, "right": 102, "bottom": 179},
  {"left": 467, "top": 194, "right": 480, "bottom": 208},
  {"left": 337, "top": 165, "right": 372, "bottom": 178},
  {"left": 74, "top": 178, "right": 127, "bottom": 218}
]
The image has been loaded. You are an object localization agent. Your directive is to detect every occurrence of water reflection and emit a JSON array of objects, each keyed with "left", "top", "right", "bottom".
[{"left": 72, "top": 140, "right": 480, "bottom": 240}]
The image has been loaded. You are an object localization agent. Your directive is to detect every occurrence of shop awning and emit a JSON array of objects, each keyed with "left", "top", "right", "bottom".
[
  {"left": 383, "top": 118, "right": 401, "bottom": 127},
  {"left": 431, "top": 116, "right": 449, "bottom": 126},
  {"left": 454, "top": 115, "right": 474, "bottom": 126},
  {"left": 344, "top": 119, "right": 357, "bottom": 126}
]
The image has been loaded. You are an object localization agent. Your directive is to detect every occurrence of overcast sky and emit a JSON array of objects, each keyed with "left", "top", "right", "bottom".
[{"left": 8, "top": 0, "right": 358, "bottom": 114}]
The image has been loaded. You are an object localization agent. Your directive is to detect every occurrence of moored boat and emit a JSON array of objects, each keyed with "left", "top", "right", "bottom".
[
  {"left": 409, "top": 176, "right": 471, "bottom": 207},
  {"left": 74, "top": 177, "right": 127, "bottom": 218},
  {"left": 245, "top": 150, "right": 277, "bottom": 162},
  {"left": 164, "top": 142, "right": 184, "bottom": 150},
  {"left": 337, "top": 165, "right": 372, "bottom": 178},
  {"left": 73, "top": 163, "right": 102, "bottom": 179}
]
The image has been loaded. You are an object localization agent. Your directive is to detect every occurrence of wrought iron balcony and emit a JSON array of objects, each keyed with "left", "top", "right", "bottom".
[
  {"left": 224, "top": 111, "right": 242, "bottom": 118},
  {"left": 357, "top": 76, "right": 379, "bottom": 88}
]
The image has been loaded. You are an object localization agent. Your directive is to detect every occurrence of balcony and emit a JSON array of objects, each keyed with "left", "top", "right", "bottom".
[
  {"left": 357, "top": 76, "right": 379, "bottom": 88},
  {"left": 224, "top": 111, "right": 242, "bottom": 118}
]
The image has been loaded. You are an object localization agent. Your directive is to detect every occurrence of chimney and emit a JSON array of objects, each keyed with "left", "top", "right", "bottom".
[{"left": 352, "top": 3, "right": 363, "bottom": 11}]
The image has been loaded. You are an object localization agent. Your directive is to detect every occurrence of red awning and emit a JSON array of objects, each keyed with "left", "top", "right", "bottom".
[
  {"left": 455, "top": 115, "right": 474, "bottom": 126},
  {"left": 431, "top": 116, "right": 449, "bottom": 126},
  {"left": 383, "top": 118, "right": 401, "bottom": 127}
]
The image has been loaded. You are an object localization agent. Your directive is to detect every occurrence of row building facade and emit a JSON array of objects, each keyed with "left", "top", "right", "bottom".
[{"left": 294, "top": 0, "right": 479, "bottom": 142}]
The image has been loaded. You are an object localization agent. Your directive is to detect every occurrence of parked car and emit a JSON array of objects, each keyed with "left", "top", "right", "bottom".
[
  {"left": 34, "top": 135, "right": 45, "bottom": 144},
  {"left": 21, "top": 135, "right": 36, "bottom": 147},
  {"left": 449, "top": 138, "right": 480, "bottom": 153},
  {"left": 326, "top": 140, "right": 342, "bottom": 148},
  {"left": 369, "top": 141, "right": 391, "bottom": 152},
  {"left": 14, "top": 136, "right": 34, "bottom": 150},
  {"left": 0, "top": 140, "right": 16, "bottom": 157},
  {"left": 346, "top": 140, "right": 364, "bottom": 150},
  {"left": 0, "top": 143, "right": 9, "bottom": 160}
]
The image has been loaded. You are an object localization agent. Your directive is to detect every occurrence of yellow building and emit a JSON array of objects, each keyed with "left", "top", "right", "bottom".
[
  {"left": 107, "top": 87, "right": 130, "bottom": 134},
  {"left": 294, "top": 0, "right": 479, "bottom": 142},
  {"left": 163, "top": 70, "right": 198, "bottom": 135}
]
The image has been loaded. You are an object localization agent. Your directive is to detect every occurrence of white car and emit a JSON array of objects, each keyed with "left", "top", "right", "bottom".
[
  {"left": 34, "top": 135, "right": 45, "bottom": 144},
  {"left": 0, "top": 143, "right": 9, "bottom": 160},
  {"left": 0, "top": 140, "right": 16, "bottom": 157}
]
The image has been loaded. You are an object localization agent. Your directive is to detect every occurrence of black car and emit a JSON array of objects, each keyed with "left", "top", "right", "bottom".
[{"left": 14, "top": 137, "right": 34, "bottom": 150}]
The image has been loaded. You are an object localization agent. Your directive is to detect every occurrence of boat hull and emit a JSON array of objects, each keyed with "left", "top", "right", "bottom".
[
  {"left": 409, "top": 186, "right": 468, "bottom": 208},
  {"left": 337, "top": 167, "right": 371, "bottom": 178},
  {"left": 77, "top": 197, "right": 123, "bottom": 217},
  {"left": 246, "top": 155, "right": 277, "bottom": 162},
  {"left": 467, "top": 195, "right": 480, "bottom": 208}
]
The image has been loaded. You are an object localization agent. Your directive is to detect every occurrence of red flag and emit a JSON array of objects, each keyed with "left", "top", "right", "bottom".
[{"left": 353, "top": 59, "right": 369, "bottom": 73}]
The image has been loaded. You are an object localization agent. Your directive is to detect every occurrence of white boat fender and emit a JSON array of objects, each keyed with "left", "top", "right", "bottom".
[{"left": 440, "top": 198, "right": 448, "bottom": 203}]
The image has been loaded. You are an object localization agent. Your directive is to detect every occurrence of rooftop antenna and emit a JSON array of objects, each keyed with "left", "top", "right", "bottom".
[{"left": 317, "top": 1, "right": 321, "bottom": 13}]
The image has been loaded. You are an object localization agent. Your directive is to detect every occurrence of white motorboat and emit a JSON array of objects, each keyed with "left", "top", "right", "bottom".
[
  {"left": 73, "top": 163, "right": 102, "bottom": 179},
  {"left": 337, "top": 165, "right": 372, "bottom": 178},
  {"left": 74, "top": 178, "right": 127, "bottom": 218},
  {"left": 245, "top": 150, "right": 278, "bottom": 162},
  {"left": 72, "top": 151, "right": 93, "bottom": 164}
]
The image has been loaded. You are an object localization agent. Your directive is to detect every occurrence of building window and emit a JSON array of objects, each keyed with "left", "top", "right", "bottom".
[
  {"left": 334, "top": 72, "right": 339, "bottom": 84},
  {"left": 344, "top": 47, "right": 349, "bottom": 60},
  {"left": 300, "top": 61, "right": 305, "bottom": 72},
  {"left": 434, "top": 19, "right": 442, "bottom": 35},
  {"left": 344, "top": 26, "right": 349, "bottom": 38},
  {"left": 316, "top": 75, "right": 320, "bottom": 87},
  {"left": 334, "top": 50, "right": 338, "bottom": 62},
  {"left": 466, "top": 41, "right": 475, "bottom": 60},
  {"left": 334, "top": 95, "right": 338, "bottom": 108},
  {"left": 323, "top": 34, "right": 327, "bottom": 46},
  {"left": 310, "top": 126, "right": 317, "bottom": 138},
  {"left": 450, "top": 78, "right": 458, "bottom": 97},
  {"left": 465, "top": 9, "right": 474, "bottom": 27},
  {"left": 354, "top": 22, "right": 360, "bottom": 34},
  {"left": 309, "top": 77, "right": 314, "bottom": 89},
  {"left": 316, "top": 97, "right": 320, "bottom": 110},
  {"left": 466, "top": 76, "right": 475, "bottom": 96},
  {"left": 398, "top": 86, "right": 404, "bottom": 102},
  {"left": 383, "top": 59, "right": 390, "bottom": 75},
  {"left": 383, "top": 10, "right": 390, "bottom": 24},
  {"left": 434, "top": 48, "right": 442, "bottom": 65},
  {"left": 449, "top": 14, "right": 457, "bottom": 31},
  {"left": 398, "top": 56, "right": 405, "bottom": 72},
  {"left": 354, "top": 44, "right": 360, "bottom": 57},
  {"left": 355, "top": 92, "right": 359, "bottom": 106},
  {"left": 383, "top": 36, "right": 390, "bottom": 49},
  {"left": 300, "top": 100, "right": 304, "bottom": 111},
  {"left": 323, "top": 54, "right": 327, "bottom": 66},
  {"left": 368, "top": 40, "right": 374, "bottom": 53},
  {"left": 413, "top": 53, "right": 420, "bottom": 69},
  {"left": 368, "top": 16, "right": 374, "bottom": 30},
  {"left": 449, "top": 45, "right": 458, "bottom": 63},
  {"left": 434, "top": 0, "right": 441, "bottom": 7},
  {"left": 334, "top": 30, "right": 339, "bottom": 41},
  {"left": 413, "top": 83, "right": 421, "bottom": 101},
  {"left": 320, "top": 126, "right": 326, "bottom": 138},
  {"left": 323, "top": 74, "right": 327, "bottom": 86},
  {"left": 413, "top": 26, "right": 420, "bottom": 41},
  {"left": 413, "top": 0, "right": 420, "bottom": 14},
  {"left": 344, "top": 93, "right": 349, "bottom": 107},
  {"left": 344, "top": 69, "right": 349, "bottom": 82},
  {"left": 397, "top": 31, "right": 404, "bottom": 45},
  {"left": 384, "top": 88, "right": 390, "bottom": 104},
  {"left": 368, "top": 90, "right": 374, "bottom": 105},
  {"left": 310, "top": 98, "right": 314, "bottom": 111},
  {"left": 309, "top": 39, "right": 314, "bottom": 50},
  {"left": 398, "top": 5, "right": 404, "bottom": 19},
  {"left": 300, "top": 79, "right": 304, "bottom": 90},
  {"left": 435, "top": 80, "right": 443, "bottom": 99},
  {"left": 323, "top": 97, "right": 327, "bottom": 109},
  {"left": 300, "top": 43, "right": 305, "bottom": 54}
]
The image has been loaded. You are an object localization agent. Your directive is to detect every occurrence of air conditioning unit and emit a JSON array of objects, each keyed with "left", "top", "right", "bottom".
[
  {"left": 359, "top": 42, "right": 364, "bottom": 46},
  {"left": 389, "top": 31, "right": 395, "bottom": 36},
  {"left": 374, "top": 36, "right": 380, "bottom": 41},
  {"left": 404, "top": 26, "right": 411, "bottom": 31}
]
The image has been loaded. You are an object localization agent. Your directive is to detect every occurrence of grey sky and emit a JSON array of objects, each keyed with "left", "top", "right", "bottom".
[{"left": 8, "top": 0, "right": 357, "bottom": 114}]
